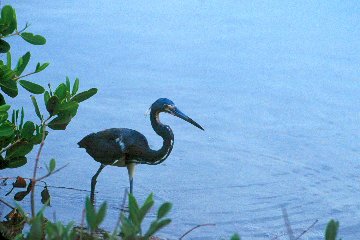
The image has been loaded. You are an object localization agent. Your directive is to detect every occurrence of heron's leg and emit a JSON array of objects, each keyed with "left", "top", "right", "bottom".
[
  {"left": 90, "top": 164, "right": 105, "bottom": 205},
  {"left": 126, "top": 163, "right": 136, "bottom": 194},
  {"left": 130, "top": 178, "right": 133, "bottom": 194}
]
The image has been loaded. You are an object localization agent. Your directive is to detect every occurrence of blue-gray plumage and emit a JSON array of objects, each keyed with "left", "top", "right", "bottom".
[{"left": 78, "top": 98, "right": 204, "bottom": 204}]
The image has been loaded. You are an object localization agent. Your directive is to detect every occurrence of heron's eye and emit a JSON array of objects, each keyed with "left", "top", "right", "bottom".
[{"left": 164, "top": 105, "right": 174, "bottom": 113}]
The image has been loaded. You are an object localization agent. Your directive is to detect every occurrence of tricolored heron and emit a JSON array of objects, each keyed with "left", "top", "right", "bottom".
[{"left": 78, "top": 98, "right": 204, "bottom": 204}]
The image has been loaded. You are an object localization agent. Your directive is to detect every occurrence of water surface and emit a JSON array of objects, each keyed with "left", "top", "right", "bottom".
[{"left": 2, "top": 1, "right": 360, "bottom": 239}]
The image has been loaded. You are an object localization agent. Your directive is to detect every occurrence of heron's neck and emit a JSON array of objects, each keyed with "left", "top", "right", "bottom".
[{"left": 147, "top": 109, "right": 174, "bottom": 163}]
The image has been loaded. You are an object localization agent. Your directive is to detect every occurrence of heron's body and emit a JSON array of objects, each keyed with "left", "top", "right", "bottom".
[
  {"left": 79, "top": 98, "right": 203, "bottom": 204},
  {"left": 78, "top": 128, "right": 157, "bottom": 167}
]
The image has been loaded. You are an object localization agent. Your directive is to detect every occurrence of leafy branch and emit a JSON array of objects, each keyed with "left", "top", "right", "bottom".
[
  {"left": 0, "top": 22, "right": 30, "bottom": 39},
  {"left": 0, "top": 138, "right": 21, "bottom": 154},
  {"left": 0, "top": 4, "right": 97, "bottom": 238},
  {"left": 118, "top": 193, "right": 172, "bottom": 239},
  {"left": 30, "top": 117, "right": 48, "bottom": 217}
]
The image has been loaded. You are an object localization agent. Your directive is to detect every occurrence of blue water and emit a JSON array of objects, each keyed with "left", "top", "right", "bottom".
[{"left": 2, "top": 1, "right": 360, "bottom": 239}]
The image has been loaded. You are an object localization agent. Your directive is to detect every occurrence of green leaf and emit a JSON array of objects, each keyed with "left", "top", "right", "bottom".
[
  {"left": 54, "top": 83, "right": 67, "bottom": 100},
  {"left": 31, "top": 96, "right": 42, "bottom": 121},
  {"left": 0, "top": 77, "right": 18, "bottom": 97},
  {"left": 30, "top": 127, "right": 46, "bottom": 145},
  {"left": 0, "top": 93, "right": 5, "bottom": 105},
  {"left": 0, "top": 124, "right": 13, "bottom": 136},
  {"left": 145, "top": 219, "right": 171, "bottom": 238},
  {"left": 15, "top": 52, "right": 31, "bottom": 76},
  {"left": 35, "top": 62, "right": 49, "bottom": 73},
  {"left": 72, "top": 88, "right": 97, "bottom": 103},
  {"left": 72, "top": 78, "right": 79, "bottom": 96},
  {"left": 139, "top": 193, "right": 154, "bottom": 222},
  {"left": 21, "top": 121, "right": 35, "bottom": 139},
  {"left": 0, "top": 127, "right": 13, "bottom": 148},
  {"left": 0, "top": 112, "right": 8, "bottom": 123},
  {"left": 85, "top": 197, "right": 96, "bottom": 231},
  {"left": 19, "top": 80, "right": 45, "bottom": 94},
  {"left": 47, "top": 113, "right": 72, "bottom": 130},
  {"left": 45, "top": 222, "right": 57, "bottom": 238},
  {"left": 58, "top": 101, "right": 79, "bottom": 112},
  {"left": 46, "top": 95, "right": 59, "bottom": 115},
  {"left": 128, "top": 194, "right": 140, "bottom": 227},
  {"left": 19, "top": 107, "right": 24, "bottom": 130},
  {"left": 325, "top": 220, "right": 339, "bottom": 240},
  {"left": 0, "top": 159, "right": 9, "bottom": 169},
  {"left": 120, "top": 213, "right": 138, "bottom": 237},
  {"left": 44, "top": 91, "right": 50, "bottom": 104},
  {"left": 0, "top": 39, "right": 10, "bottom": 53},
  {"left": 68, "top": 104, "right": 78, "bottom": 117},
  {"left": 6, "top": 142, "right": 33, "bottom": 159},
  {"left": 49, "top": 158, "right": 56, "bottom": 172},
  {"left": 0, "top": 60, "right": 15, "bottom": 77},
  {"left": 8, "top": 156, "right": 27, "bottom": 168},
  {"left": 66, "top": 76, "right": 71, "bottom": 92},
  {"left": 143, "top": 193, "right": 154, "bottom": 206},
  {"left": 28, "top": 213, "right": 43, "bottom": 240},
  {"left": 0, "top": 63, "right": 16, "bottom": 100},
  {"left": 20, "top": 32, "right": 46, "bottom": 45},
  {"left": 11, "top": 109, "right": 14, "bottom": 123},
  {"left": 231, "top": 233, "right": 241, "bottom": 240},
  {"left": 15, "top": 109, "right": 19, "bottom": 123},
  {"left": 0, "top": 104, "right": 10, "bottom": 112},
  {"left": 66, "top": 90, "right": 71, "bottom": 102},
  {"left": 157, "top": 202, "right": 172, "bottom": 219},
  {"left": 0, "top": 5, "right": 17, "bottom": 36},
  {"left": 6, "top": 51, "right": 11, "bottom": 68},
  {"left": 95, "top": 202, "right": 107, "bottom": 226}
]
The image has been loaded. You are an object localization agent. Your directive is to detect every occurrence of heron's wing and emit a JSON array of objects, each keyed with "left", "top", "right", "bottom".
[
  {"left": 112, "top": 128, "right": 151, "bottom": 159},
  {"left": 78, "top": 128, "right": 150, "bottom": 164},
  {"left": 78, "top": 129, "right": 125, "bottom": 164}
]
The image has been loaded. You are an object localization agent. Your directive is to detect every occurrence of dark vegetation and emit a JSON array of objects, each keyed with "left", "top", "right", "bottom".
[{"left": 0, "top": 4, "right": 344, "bottom": 240}]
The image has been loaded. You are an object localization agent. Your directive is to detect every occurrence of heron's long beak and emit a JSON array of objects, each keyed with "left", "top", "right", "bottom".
[{"left": 171, "top": 107, "right": 204, "bottom": 130}]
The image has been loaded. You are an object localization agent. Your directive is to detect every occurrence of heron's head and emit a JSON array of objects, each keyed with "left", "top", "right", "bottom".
[{"left": 150, "top": 98, "right": 204, "bottom": 131}]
